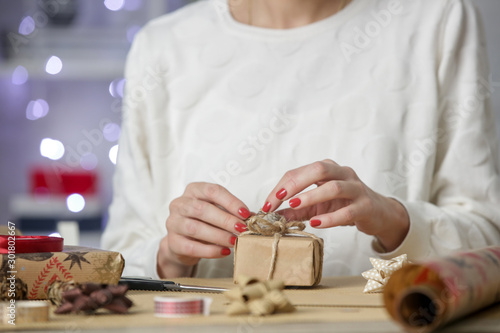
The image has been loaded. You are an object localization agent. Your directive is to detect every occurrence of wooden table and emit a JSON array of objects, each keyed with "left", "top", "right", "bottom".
[{"left": 3, "top": 276, "right": 500, "bottom": 332}]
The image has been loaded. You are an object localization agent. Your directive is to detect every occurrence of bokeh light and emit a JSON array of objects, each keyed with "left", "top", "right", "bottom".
[
  {"left": 109, "top": 78, "right": 125, "bottom": 98},
  {"left": 66, "top": 193, "right": 85, "bottom": 213},
  {"left": 46, "top": 56, "right": 63, "bottom": 75},
  {"left": 104, "top": 0, "right": 125, "bottom": 11},
  {"left": 103, "top": 123, "right": 121, "bottom": 142},
  {"left": 12, "top": 65, "right": 29, "bottom": 85},
  {"left": 26, "top": 99, "right": 49, "bottom": 120},
  {"left": 49, "top": 232, "right": 62, "bottom": 238},
  {"left": 109, "top": 79, "right": 119, "bottom": 98},
  {"left": 109, "top": 145, "right": 119, "bottom": 164},
  {"left": 40, "top": 138, "right": 65, "bottom": 160},
  {"left": 18, "top": 16, "right": 35, "bottom": 35},
  {"left": 80, "top": 153, "right": 98, "bottom": 170}
]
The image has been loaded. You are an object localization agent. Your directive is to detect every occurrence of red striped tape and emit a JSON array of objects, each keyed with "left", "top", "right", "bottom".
[{"left": 154, "top": 297, "right": 212, "bottom": 318}]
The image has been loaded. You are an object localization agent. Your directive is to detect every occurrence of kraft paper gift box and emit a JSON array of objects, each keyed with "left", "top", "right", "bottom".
[
  {"left": 1, "top": 246, "right": 124, "bottom": 300},
  {"left": 233, "top": 234, "right": 323, "bottom": 286}
]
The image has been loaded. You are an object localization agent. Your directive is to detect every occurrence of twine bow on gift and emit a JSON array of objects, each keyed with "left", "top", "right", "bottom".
[
  {"left": 361, "top": 254, "right": 410, "bottom": 293},
  {"left": 242, "top": 211, "right": 323, "bottom": 280}
]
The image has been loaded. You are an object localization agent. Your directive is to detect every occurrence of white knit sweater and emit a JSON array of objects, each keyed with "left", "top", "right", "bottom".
[{"left": 102, "top": 0, "right": 500, "bottom": 278}]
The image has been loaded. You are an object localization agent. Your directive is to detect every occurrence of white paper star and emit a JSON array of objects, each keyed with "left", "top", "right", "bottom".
[{"left": 362, "top": 254, "right": 409, "bottom": 293}]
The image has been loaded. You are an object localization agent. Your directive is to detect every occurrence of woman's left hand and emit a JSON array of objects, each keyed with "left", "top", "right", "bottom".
[{"left": 262, "top": 159, "right": 410, "bottom": 252}]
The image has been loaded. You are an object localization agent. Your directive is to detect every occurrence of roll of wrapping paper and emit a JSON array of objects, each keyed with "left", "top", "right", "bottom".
[{"left": 383, "top": 246, "right": 500, "bottom": 332}]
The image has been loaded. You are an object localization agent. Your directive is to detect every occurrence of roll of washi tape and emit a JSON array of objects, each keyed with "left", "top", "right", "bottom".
[
  {"left": 154, "top": 297, "right": 212, "bottom": 318},
  {"left": 1, "top": 300, "right": 50, "bottom": 324}
]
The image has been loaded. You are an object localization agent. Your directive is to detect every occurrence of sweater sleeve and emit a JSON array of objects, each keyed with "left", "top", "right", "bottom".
[
  {"left": 375, "top": 0, "right": 500, "bottom": 259},
  {"left": 101, "top": 28, "right": 165, "bottom": 279}
]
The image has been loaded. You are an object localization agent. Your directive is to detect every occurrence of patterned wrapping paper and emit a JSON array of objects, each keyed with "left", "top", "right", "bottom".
[
  {"left": 0, "top": 246, "right": 124, "bottom": 300},
  {"left": 383, "top": 246, "right": 500, "bottom": 333}
]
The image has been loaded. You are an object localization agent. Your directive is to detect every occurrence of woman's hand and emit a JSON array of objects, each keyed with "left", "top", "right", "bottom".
[
  {"left": 262, "top": 159, "right": 410, "bottom": 252},
  {"left": 157, "top": 182, "right": 250, "bottom": 278}
]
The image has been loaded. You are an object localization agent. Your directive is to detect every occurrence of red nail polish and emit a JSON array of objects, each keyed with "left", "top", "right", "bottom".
[
  {"left": 289, "top": 198, "right": 301, "bottom": 208},
  {"left": 276, "top": 188, "right": 287, "bottom": 200},
  {"left": 238, "top": 207, "right": 250, "bottom": 219},
  {"left": 221, "top": 248, "right": 231, "bottom": 256},
  {"left": 310, "top": 219, "right": 321, "bottom": 227},
  {"left": 230, "top": 236, "right": 237, "bottom": 246},
  {"left": 235, "top": 222, "right": 247, "bottom": 233},
  {"left": 262, "top": 201, "right": 271, "bottom": 213}
]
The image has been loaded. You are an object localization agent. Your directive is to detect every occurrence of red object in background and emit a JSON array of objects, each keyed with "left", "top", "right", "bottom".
[
  {"left": 30, "top": 167, "right": 98, "bottom": 196},
  {"left": 0, "top": 235, "right": 64, "bottom": 253}
]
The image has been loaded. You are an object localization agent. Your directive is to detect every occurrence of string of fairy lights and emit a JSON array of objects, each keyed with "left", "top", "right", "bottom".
[{"left": 8, "top": 0, "right": 151, "bottom": 214}]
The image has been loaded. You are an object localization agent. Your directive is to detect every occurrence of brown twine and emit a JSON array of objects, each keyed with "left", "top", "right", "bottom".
[{"left": 241, "top": 211, "right": 323, "bottom": 280}]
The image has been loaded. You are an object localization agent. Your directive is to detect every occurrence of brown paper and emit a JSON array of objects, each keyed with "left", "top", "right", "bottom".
[
  {"left": 233, "top": 235, "right": 323, "bottom": 286},
  {"left": 0, "top": 246, "right": 124, "bottom": 300}
]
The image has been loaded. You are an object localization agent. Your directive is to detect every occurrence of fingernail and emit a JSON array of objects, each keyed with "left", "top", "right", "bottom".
[
  {"left": 235, "top": 222, "right": 247, "bottom": 233},
  {"left": 276, "top": 188, "right": 287, "bottom": 200},
  {"left": 310, "top": 219, "right": 321, "bottom": 227},
  {"left": 230, "top": 236, "right": 237, "bottom": 246},
  {"left": 262, "top": 201, "right": 271, "bottom": 213},
  {"left": 238, "top": 207, "right": 250, "bottom": 219},
  {"left": 289, "top": 198, "right": 301, "bottom": 208},
  {"left": 221, "top": 248, "right": 231, "bottom": 256}
]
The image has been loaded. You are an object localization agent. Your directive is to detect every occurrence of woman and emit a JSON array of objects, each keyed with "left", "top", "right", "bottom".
[{"left": 102, "top": 0, "right": 500, "bottom": 279}]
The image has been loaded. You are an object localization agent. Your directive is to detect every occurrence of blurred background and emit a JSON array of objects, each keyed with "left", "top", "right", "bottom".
[
  {"left": 0, "top": 0, "right": 194, "bottom": 246},
  {"left": 0, "top": 0, "right": 499, "bottom": 248}
]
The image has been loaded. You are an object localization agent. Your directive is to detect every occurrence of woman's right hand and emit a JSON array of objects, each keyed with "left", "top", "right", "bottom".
[{"left": 157, "top": 182, "right": 250, "bottom": 278}]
